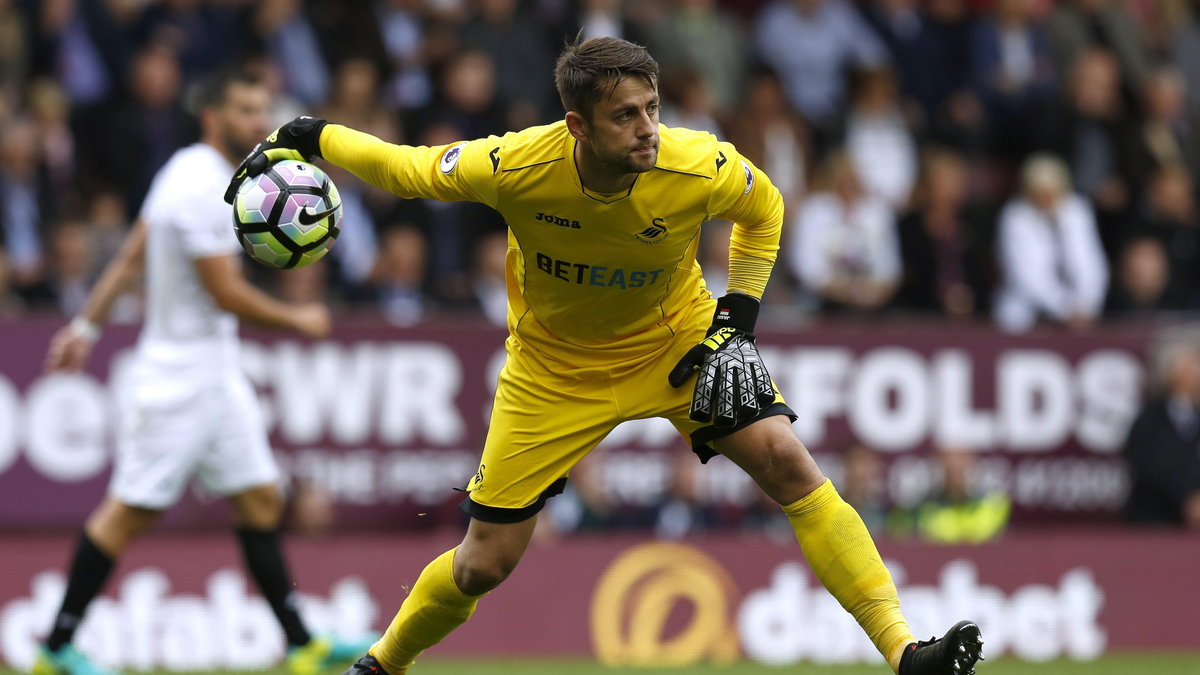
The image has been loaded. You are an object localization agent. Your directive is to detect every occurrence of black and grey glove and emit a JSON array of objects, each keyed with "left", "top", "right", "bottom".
[
  {"left": 223, "top": 115, "right": 328, "bottom": 204},
  {"left": 667, "top": 293, "right": 776, "bottom": 429}
]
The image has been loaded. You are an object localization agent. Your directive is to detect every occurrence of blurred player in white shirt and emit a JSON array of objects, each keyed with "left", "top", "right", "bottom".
[{"left": 34, "top": 68, "right": 372, "bottom": 675}]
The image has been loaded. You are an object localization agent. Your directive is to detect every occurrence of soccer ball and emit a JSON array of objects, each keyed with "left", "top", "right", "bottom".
[{"left": 232, "top": 160, "right": 342, "bottom": 269}]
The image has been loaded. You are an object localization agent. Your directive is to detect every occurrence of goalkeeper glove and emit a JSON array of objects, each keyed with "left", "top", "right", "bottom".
[
  {"left": 223, "top": 116, "right": 328, "bottom": 204},
  {"left": 668, "top": 293, "right": 776, "bottom": 429}
]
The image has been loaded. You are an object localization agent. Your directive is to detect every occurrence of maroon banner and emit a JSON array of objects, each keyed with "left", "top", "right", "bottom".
[
  {"left": 0, "top": 318, "right": 1151, "bottom": 530},
  {"left": 1, "top": 530, "right": 1197, "bottom": 670}
]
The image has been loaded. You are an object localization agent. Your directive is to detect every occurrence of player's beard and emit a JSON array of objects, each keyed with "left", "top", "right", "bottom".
[{"left": 598, "top": 140, "right": 657, "bottom": 175}]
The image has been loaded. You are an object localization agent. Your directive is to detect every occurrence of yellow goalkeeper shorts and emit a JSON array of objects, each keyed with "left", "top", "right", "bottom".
[{"left": 460, "top": 308, "right": 793, "bottom": 523}]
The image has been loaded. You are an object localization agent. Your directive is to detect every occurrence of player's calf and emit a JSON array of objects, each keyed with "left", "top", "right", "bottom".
[{"left": 899, "top": 620, "right": 985, "bottom": 675}]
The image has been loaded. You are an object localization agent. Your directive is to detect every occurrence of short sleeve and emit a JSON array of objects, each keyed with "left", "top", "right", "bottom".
[{"left": 176, "top": 194, "right": 241, "bottom": 259}]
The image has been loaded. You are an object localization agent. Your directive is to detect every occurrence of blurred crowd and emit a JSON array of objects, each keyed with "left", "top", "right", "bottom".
[{"left": 1, "top": 0, "right": 1199, "bottom": 331}]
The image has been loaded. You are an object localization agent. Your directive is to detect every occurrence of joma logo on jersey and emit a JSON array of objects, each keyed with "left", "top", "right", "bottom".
[
  {"left": 634, "top": 218, "right": 668, "bottom": 244},
  {"left": 536, "top": 252, "right": 664, "bottom": 289},
  {"left": 535, "top": 211, "right": 582, "bottom": 229}
]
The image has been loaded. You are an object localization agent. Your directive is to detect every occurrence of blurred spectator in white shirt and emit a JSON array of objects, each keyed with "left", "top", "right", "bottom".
[
  {"left": 994, "top": 153, "right": 1108, "bottom": 332},
  {"left": 845, "top": 66, "right": 918, "bottom": 210},
  {"left": 789, "top": 150, "right": 901, "bottom": 313}
]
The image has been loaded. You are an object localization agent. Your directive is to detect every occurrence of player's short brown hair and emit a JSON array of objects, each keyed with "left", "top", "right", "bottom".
[{"left": 554, "top": 36, "right": 659, "bottom": 119}]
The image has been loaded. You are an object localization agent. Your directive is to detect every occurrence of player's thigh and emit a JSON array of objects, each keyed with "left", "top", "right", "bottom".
[
  {"left": 198, "top": 373, "right": 280, "bottom": 498},
  {"left": 110, "top": 385, "right": 208, "bottom": 510},
  {"left": 464, "top": 354, "right": 620, "bottom": 515},
  {"left": 712, "top": 415, "right": 826, "bottom": 505}
]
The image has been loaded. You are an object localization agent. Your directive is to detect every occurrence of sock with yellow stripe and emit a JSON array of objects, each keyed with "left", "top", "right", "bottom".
[
  {"left": 783, "top": 479, "right": 915, "bottom": 673},
  {"left": 368, "top": 547, "right": 480, "bottom": 674}
]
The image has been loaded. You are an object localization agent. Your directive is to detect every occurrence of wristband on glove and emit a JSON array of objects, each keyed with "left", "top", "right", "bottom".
[
  {"left": 224, "top": 116, "right": 329, "bottom": 204},
  {"left": 668, "top": 294, "right": 776, "bottom": 429}
]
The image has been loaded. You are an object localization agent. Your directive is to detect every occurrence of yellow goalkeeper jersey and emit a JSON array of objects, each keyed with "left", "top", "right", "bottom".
[{"left": 321, "top": 121, "right": 783, "bottom": 371}]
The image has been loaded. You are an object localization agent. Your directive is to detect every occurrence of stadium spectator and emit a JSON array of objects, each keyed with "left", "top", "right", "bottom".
[
  {"left": 754, "top": 0, "right": 890, "bottom": 144},
  {"left": 722, "top": 65, "right": 812, "bottom": 210},
  {"left": 576, "top": 0, "right": 638, "bottom": 42},
  {"left": 893, "top": 147, "right": 992, "bottom": 318},
  {"left": 898, "top": 447, "right": 1011, "bottom": 544},
  {"left": 1105, "top": 236, "right": 1172, "bottom": 317},
  {"left": 82, "top": 43, "right": 196, "bottom": 211},
  {"left": 836, "top": 443, "right": 889, "bottom": 534},
  {"left": 319, "top": 57, "right": 402, "bottom": 147},
  {"left": 1127, "top": 163, "right": 1200, "bottom": 312},
  {"left": 1034, "top": 48, "right": 1134, "bottom": 252},
  {"left": 27, "top": 78, "right": 74, "bottom": 195},
  {"left": 862, "top": 0, "right": 983, "bottom": 150},
  {"left": 373, "top": 0, "right": 434, "bottom": 109},
  {"left": 659, "top": 67, "right": 723, "bottom": 137},
  {"left": 44, "top": 219, "right": 95, "bottom": 317},
  {"left": 0, "top": 116, "right": 50, "bottom": 301},
  {"left": 844, "top": 66, "right": 918, "bottom": 209},
  {"left": 1129, "top": 66, "right": 1197, "bottom": 192},
  {"left": 371, "top": 225, "right": 429, "bottom": 327},
  {"left": 457, "top": 0, "right": 558, "bottom": 128},
  {"left": 993, "top": 153, "right": 1108, "bottom": 332},
  {"left": 1123, "top": 341, "right": 1200, "bottom": 529},
  {"left": 252, "top": 0, "right": 330, "bottom": 106},
  {"left": 471, "top": 230, "right": 508, "bottom": 326},
  {"left": 968, "top": 0, "right": 1057, "bottom": 158},
  {"left": 635, "top": 0, "right": 748, "bottom": 114},
  {"left": 788, "top": 149, "right": 902, "bottom": 313},
  {"left": 1043, "top": 0, "right": 1153, "bottom": 102}
]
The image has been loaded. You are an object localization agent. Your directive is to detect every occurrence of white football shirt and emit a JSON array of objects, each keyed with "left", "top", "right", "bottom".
[{"left": 136, "top": 143, "right": 241, "bottom": 375}]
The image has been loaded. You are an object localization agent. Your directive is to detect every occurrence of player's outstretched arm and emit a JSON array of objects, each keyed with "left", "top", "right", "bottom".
[
  {"left": 226, "top": 116, "right": 495, "bottom": 207},
  {"left": 195, "top": 254, "right": 330, "bottom": 339},
  {"left": 45, "top": 218, "right": 148, "bottom": 372}
]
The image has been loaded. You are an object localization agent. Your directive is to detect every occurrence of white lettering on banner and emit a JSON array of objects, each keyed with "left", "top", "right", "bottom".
[
  {"left": 0, "top": 569, "right": 378, "bottom": 671},
  {"left": 738, "top": 559, "right": 1105, "bottom": 665},
  {"left": 287, "top": 448, "right": 477, "bottom": 505},
  {"left": 1075, "top": 351, "right": 1143, "bottom": 453},
  {"left": 271, "top": 342, "right": 380, "bottom": 444},
  {"left": 0, "top": 375, "right": 20, "bottom": 474},
  {"left": 23, "top": 374, "right": 110, "bottom": 482},
  {"left": 934, "top": 351, "right": 995, "bottom": 448},
  {"left": 781, "top": 347, "right": 853, "bottom": 446},
  {"left": 773, "top": 346, "right": 1141, "bottom": 454},
  {"left": 378, "top": 344, "right": 465, "bottom": 445},
  {"left": 997, "top": 351, "right": 1074, "bottom": 450},
  {"left": 849, "top": 349, "right": 930, "bottom": 450}
]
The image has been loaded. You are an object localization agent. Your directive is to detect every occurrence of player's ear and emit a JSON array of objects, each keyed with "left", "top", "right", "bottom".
[{"left": 565, "top": 110, "right": 589, "bottom": 142}]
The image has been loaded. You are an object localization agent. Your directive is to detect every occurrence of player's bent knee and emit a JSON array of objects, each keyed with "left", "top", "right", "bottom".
[{"left": 454, "top": 553, "right": 519, "bottom": 596}]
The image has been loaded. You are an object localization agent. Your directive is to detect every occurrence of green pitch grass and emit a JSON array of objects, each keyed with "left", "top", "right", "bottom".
[{"left": 8, "top": 654, "right": 1198, "bottom": 675}]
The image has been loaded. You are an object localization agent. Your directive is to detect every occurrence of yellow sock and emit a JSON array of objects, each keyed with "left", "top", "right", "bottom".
[
  {"left": 368, "top": 547, "right": 480, "bottom": 674},
  {"left": 782, "top": 479, "right": 915, "bottom": 673}
]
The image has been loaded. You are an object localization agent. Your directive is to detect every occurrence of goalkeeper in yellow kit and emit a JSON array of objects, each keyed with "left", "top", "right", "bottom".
[{"left": 226, "top": 37, "right": 985, "bottom": 675}]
